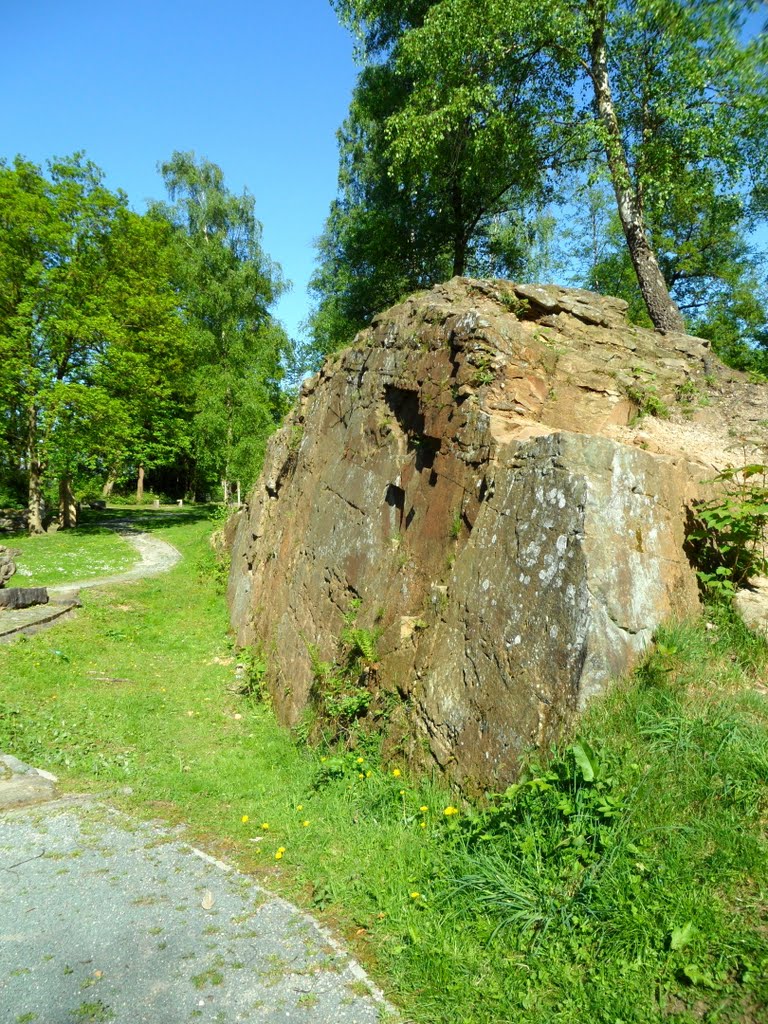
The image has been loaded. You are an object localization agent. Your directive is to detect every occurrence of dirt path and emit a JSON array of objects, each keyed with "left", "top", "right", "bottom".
[{"left": 0, "top": 524, "right": 182, "bottom": 641}]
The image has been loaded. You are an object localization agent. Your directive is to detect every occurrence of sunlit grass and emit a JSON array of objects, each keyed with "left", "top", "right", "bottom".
[
  {"left": 4, "top": 524, "right": 137, "bottom": 587},
  {"left": 0, "top": 511, "right": 766, "bottom": 1023}
]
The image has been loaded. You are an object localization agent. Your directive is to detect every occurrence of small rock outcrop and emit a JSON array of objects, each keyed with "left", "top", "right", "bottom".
[
  {"left": 228, "top": 278, "right": 768, "bottom": 790},
  {"left": 0, "top": 752, "right": 58, "bottom": 809},
  {"left": 0, "top": 510, "right": 28, "bottom": 534},
  {"left": 0, "top": 546, "right": 16, "bottom": 587}
]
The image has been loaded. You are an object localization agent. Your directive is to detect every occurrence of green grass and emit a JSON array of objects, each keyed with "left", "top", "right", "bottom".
[
  {"left": 4, "top": 523, "right": 137, "bottom": 587},
  {"left": 0, "top": 511, "right": 766, "bottom": 1023}
]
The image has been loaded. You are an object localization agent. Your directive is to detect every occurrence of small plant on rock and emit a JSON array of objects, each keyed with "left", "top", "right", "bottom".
[
  {"left": 307, "top": 610, "right": 382, "bottom": 746},
  {"left": 687, "top": 462, "right": 768, "bottom": 598}
]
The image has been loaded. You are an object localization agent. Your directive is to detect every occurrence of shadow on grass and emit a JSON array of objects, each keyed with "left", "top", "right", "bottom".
[{"left": 78, "top": 504, "right": 227, "bottom": 534}]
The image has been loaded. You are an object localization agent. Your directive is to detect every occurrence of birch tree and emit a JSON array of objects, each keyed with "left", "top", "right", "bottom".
[
  {"left": 334, "top": 0, "right": 768, "bottom": 334},
  {"left": 152, "top": 152, "right": 290, "bottom": 500}
]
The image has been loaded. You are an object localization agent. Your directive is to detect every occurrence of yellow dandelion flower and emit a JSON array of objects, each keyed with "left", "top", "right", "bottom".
[
  {"left": 241, "top": 815, "right": 249, "bottom": 824},
  {"left": 296, "top": 804, "right": 303, "bottom": 811},
  {"left": 420, "top": 821, "right": 427, "bottom": 828},
  {"left": 420, "top": 805, "right": 428, "bottom": 812},
  {"left": 366, "top": 771, "right": 372, "bottom": 777},
  {"left": 410, "top": 892, "right": 421, "bottom": 900},
  {"left": 444, "top": 806, "right": 459, "bottom": 816},
  {"left": 356, "top": 756, "right": 364, "bottom": 764},
  {"left": 392, "top": 768, "right": 401, "bottom": 778},
  {"left": 399, "top": 789, "right": 405, "bottom": 795},
  {"left": 261, "top": 822, "right": 270, "bottom": 830},
  {"left": 275, "top": 851, "right": 283, "bottom": 860},
  {"left": 359, "top": 773, "right": 365, "bottom": 779},
  {"left": 302, "top": 820, "right": 310, "bottom": 827},
  {"left": 277, "top": 846, "right": 286, "bottom": 854}
]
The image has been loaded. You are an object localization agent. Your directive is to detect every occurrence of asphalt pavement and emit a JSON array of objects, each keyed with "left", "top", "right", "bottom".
[{"left": 0, "top": 795, "right": 392, "bottom": 1024}]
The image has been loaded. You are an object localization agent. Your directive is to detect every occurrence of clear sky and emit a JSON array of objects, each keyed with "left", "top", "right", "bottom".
[{"left": 1, "top": 0, "right": 358, "bottom": 342}]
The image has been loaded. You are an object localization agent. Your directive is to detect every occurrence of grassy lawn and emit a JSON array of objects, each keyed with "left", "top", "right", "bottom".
[
  {"left": 4, "top": 521, "right": 138, "bottom": 587},
  {"left": 0, "top": 509, "right": 766, "bottom": 1023}
]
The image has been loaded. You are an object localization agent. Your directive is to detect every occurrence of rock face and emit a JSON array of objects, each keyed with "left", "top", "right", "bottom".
[
  {"left": 0, "top": 510, "right": 28, "bottom": 534},
  {"left": 228, "top": 278, "right": 768, "bottom": 790}
]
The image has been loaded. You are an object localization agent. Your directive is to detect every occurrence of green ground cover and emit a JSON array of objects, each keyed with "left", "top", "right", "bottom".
[
  {"left": 0, "top": 510, "right": 766, "bottom": 1023},
  {"left": 5, "top": 522, "right": 138, "bottom": 587}
]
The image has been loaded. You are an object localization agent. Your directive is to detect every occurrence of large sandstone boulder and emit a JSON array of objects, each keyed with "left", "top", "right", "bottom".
[{"left": 228, "top": 278, "right": 768, "bottom": 790}]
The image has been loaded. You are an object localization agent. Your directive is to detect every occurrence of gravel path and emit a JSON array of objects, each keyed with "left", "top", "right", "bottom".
[
  {"left": 0, "top": 799, "right": 392, "bottom": 1024},
  {"left": 47, "top": 524, "right": 182, "bottom": 602}
]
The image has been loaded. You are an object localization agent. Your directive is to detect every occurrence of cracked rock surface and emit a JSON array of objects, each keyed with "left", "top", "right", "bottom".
[{"left": 227, "top": 277, "right": 768, "bottom": 791}]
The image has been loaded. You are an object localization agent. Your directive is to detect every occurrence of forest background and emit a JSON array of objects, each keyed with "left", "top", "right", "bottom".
[{"left": 1, "top": 0, "right": 768, "bottom": 530}]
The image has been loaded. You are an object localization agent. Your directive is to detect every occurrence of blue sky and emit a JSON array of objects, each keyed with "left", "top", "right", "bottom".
[{"left": 1, "top": 0, "right": 358, "bottom": 341}]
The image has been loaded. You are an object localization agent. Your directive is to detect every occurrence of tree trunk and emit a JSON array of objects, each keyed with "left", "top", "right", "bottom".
[
  {"left": 222, "top": 478, "right": 230, "bottom": 505},
  {"left": 102, "top": 471, "right": 117, "bottom": 497},
  {"left": 58, "top": 476, "right": 77, "bottom": 529},
  {"left": 588, "top": 4, "right": 685, "bottom": 334},
  {"left": 27, "top": 406, "right": 44, "bottom": 536},
  {"left": 451, "top": 184, "right": 467, "bottom": 277},
  {"left": 452, "top": 239, "right": 467, "bottom": 278},
  {"left": 136, "top": 464, "right": 145, "bottom": 503},
  {"left": 27, "top": 460, "right": 44, "bottom": 535},
  {"left": 236, "top": 480, "right": 241, "bottom": 507}
]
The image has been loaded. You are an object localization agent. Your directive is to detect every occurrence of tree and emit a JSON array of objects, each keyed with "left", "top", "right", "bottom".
[
  {"left": 334, "top": 0, "right": 768, "bottom": 334},
  {"left": 308, "top": 62, "right": 456, "bottom": 359},
  {"left": 0, "top": 154, "right": 194, "bottom": 529},
  {"left": 310, "top": 0, "right": 569, "bottom": 361},
  {"left": 0, "top": 155, "right": 130, "bottom": 531},
  {"left": 94, "top": 206, "right": 196, "bottom": 500},
  {"left": 152, "top": 152, "right": 290, "bottom": 500},
  {"left": 574, "top": 174, "right": 768, "bottom": 367}
]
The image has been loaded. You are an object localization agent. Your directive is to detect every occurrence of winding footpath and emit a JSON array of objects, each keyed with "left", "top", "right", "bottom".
[
  {"left": 0, "top": 522, "right": 394, "bottom": 1023},
  {"left": 0, "top": 523, "right": 182, "bottom": 641}
]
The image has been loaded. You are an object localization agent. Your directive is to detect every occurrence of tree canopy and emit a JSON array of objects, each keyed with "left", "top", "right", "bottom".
[
  {"left": 308, "top": 0, "right": 768, "bottom": 359},
  {"left": 0, "top": 151, "right": 290, "bottom": 529},
  {"left": 151, "top": 151, "right": 290, "bottom": 503}
]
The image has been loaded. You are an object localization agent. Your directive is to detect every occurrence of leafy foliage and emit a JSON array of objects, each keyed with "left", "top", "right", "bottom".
[
  {"left": 324, "top": 0, "right": 768, "bottom": 339},
  {"left": 687, "top": 463, "right": 768, "bottom": 598},
  {"left": 0, "top": 150, "right": 289, "bottom": 520},
  {"left": 152, "top": 152, "right": 291, "bottom": 498},
  {"left": 0, "top": 154, "right": 193, "bottom": 527}
]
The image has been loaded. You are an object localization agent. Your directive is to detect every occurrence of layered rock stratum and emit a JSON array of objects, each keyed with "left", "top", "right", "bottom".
[{"left": 228, "top": 278, "right": 768, "bottom": 790}]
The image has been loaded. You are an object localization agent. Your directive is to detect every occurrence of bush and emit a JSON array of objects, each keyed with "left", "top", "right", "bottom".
[{"left": 687, "top": 462, "right": 768, "bottom": 598}]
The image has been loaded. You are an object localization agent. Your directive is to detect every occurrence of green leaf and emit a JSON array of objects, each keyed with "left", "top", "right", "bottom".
[
  {"left": 670, "top": 921, "right": 697, "bottom": 950},
  {"left": 571, "top": 739, "right": 599, "bottom": 782},
  {"left": 682, "top": 963, "right": 717, "bottom": 988}
]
